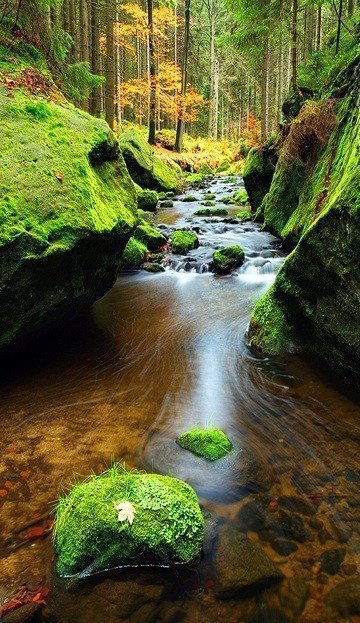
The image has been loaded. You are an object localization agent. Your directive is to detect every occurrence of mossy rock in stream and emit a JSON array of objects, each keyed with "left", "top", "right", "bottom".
[
  {"left": 194, "top": 208, "right": 228, "bottom": 217},
  {"left": 182, "top": 195, "right": 197, "bottom": 202},
  {"left": 213, "top": 245, "right": 245, "bottom": 274},
  {"left": 234, "top": 189, "right": 249, "bottom": 205},
  {"left": 171, "top": 230, "right": 199, "bottom": 254},
  {"left": 135, "top": 186, "right": 158, "bottom": 212},
  {"left": 236, "top": 208, "right": 251, "bottom": 221},
  {"left": 54, "top": 467, "right": 204, "bottom": 577},
  {"left": 134, "top": 221, "right": 167, "bottom": 251},
  {"left": 243, "top": 137, "right": 279, "bottom": 211},
  {"left": 176, "top": 428, "right": 232, "bottom": 461},
  {"left": 120, "top": 238, "right": 147, "bottom": 270},
  {"left": 119, "top": 130, "right": 183, "bottom": 192},
  {"left": 0, "top": 46, "right": 137, "bottom": 351}
]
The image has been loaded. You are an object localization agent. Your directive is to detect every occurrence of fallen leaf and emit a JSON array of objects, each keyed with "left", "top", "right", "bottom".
[
  {"left": 55, "top": 171, "right": 63, "bottom": 182},
  {"left": 4, "top": 481, "right": 13, "bottom": 489},
  {"left": 20, "top": 470, "right": 30, "bottom": 478},
  {"left": 114, "top": 501, "right": 136, "bottom": 525},
  {"left": 6, "top": 445, "right": 16, "bottom": 453},
  {"left": 22, "top": 526, "right": 45, "bottom": 540}
]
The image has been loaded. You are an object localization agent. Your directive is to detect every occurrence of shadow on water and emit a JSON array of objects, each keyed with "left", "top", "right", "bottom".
[{"left": 0, "top": 176, "right": 359, "bottom": 622}]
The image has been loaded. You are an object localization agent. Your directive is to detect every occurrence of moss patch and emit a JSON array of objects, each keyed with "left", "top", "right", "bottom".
[
  {"left": 171, "top": 230, "right": 199, "bottom": 254},
  {"left": 213, "top": 245, "right": 245, "bottom": 274},
  {"left": 248, "top": 287, "right": 293, "bottom": 354},
  {"left": 234, "top": 189, "right": 249, "bottom": 205},
  {"left": 176, "top": 428, "right": 232, "bottom": 461},
  {"left": 120, "top": 238, "right": 147, "bottom": 270},
  {"left": 134, "top": 221, "right": 167, "bottom": 251},
  {"left": 236, "top": 208, "right": 251, "bottom": 221},
  {"left": 243, "top": 139, "right": 279, "bottom": 211},
  {"left": 54, "top": 467, "right": 204, "bottom": 577},
  {"left": 136, "top": 186, "right": 158, "bottom": 212},
  {"left": 194, "top": 208, "right": 228, "bottom": 217}
]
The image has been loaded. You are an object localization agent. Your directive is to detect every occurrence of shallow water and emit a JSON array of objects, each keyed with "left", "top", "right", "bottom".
[{"left": 0, "top": 176, "right": 359, "bottom": 622}]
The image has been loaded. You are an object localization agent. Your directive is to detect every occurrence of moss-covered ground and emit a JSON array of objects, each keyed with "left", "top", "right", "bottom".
[{"left": 176, "top": 428, "right": 232, "bottom": 461}]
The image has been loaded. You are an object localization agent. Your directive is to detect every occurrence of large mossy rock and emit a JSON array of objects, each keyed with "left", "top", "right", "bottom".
[
  {"left": 171, "top": 230, "right": 199, "bottom": 254},
  {"left": 135, "top": 185, "right": 158, "bottom": 212},
  {"left": 54, "top": 468, "right": 204, "bottom": 577},
  {"left": 0, "top": 48, "right": 137, "bottom": 351},
  {"left": 119, "top": 130, "right": 183, "bottom": 192},
  {"left": 243, "top": 138, "right": 279, "bottom": 211},
  {"left": 249, "top": 57, "right": 360, "bottom": 389}
]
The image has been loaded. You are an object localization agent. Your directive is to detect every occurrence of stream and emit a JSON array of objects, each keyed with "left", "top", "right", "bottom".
[{"left": 0, "top": 176, "right": 359, "bottom": 622}]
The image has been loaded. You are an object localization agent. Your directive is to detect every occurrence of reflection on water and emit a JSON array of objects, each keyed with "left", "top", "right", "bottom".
[{"left": 0, "top": 176, "right": 359, "bottom": 622}]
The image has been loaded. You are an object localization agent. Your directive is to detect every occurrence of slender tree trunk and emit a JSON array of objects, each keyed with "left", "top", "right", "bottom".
[
  {"left": 208, "top": 11, "right": 215, "bottom": 136},
  {"left": 261, "top": 36, "right": 269, "bottom": 142},
  {"left": 335, "top": 0, "right": 344, "bottom": 54},
  {"left": 210, "top": 58, "right": 219, "bottom": 138},
  {"left": 305, "top": 6, "right": 315, "bottom": 58},
  {"left": 147, "top": 0, "right": 156, "bottom": 144},
  {"left": 105, "top": 0, "right": 115, "bottom": 130},
  {"left": 316, "top": 6, "right": 322, "bottom": 50},
  {"left": 90, "top": 0, "right": 101, "bottom": 117},
  {"left": 291, "top": 0, "right": 298, "bottom": 89},
  {"left": 347, "top": 0, "right": 354, "bottom": 16},
  {"left": 174, "top": 0, "right": 190, "bottom": 152},
  {"left": 79, "top": 0, "right": 89, "bottom": 62}
]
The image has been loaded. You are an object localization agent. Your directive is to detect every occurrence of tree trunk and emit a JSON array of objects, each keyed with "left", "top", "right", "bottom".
[
  {"left": 291, "top": 0, "right": 298, "bottom": 89},
  {"left": 210, "top": 58, "right": 219, "bottom": 139},
  {"left": 79, "top": 0, "right": 89, "bottom": 62},
  {"left": 335, "top": 0, "right": 344, "bottom": 54},
  {"left": 105, "top": 0, "right": 115, "bottom": 130},
  {"left": 261, "top": 36, "right": 269, "bottom": 142},
  {"left": 90, "top": 0, "right": 101, "bottom": 117},
  {"left": 347, "top": 0, "right": 354, "bottom": 16},
  {"left": 208, "top": 11, "right": 215, "bottom": 136},
  {"left": 316, "top": 6, "right": 322, "bottom": 50},
  {"left": 305, "top": 6, "right": 315, "bottom": 58},
  {"left": 147, "top": 0, "right": 156, "bottom": 144},
  {"left": 174, "top": 0, "right": 191, "bottom": 152}
]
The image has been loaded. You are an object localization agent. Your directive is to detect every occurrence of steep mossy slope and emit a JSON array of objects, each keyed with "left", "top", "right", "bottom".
[
  {"left": 249, "top": 57, "right": 360, "bottom": 388},
  {"left": 0, "top": 45, "right": 137, "bottom": 350}
]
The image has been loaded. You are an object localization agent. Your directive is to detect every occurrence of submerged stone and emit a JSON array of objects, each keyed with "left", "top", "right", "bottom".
[
  {"left": 213, "top": 245, "right": 245, "bottom": 274},
  {"left": 176, "top": 428, "right": 232, "bottom": 461},
  {"left": 171, "top": 230, "right": 199, "bottom": 254},
  {"left": 320, "top": 548, "right": 346, "bottom": 575},
  {"left": 214, "top": 525, "right": 283, "bottom": 598},
  {"left": 54, "top": 468, "right": 204, "bottom": 577},
  {"left": 325, "top": 578, "right": 360, "bottom": 616}
]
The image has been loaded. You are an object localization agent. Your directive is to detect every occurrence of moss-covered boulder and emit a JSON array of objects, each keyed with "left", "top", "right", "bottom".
[
  {"left": 234, "top": 189, "right": 249, "bottom": 205},
  {"left": 176, "top": 428, "right": 232, "bottom": 461},
  {"left": 171, "top": 230, "right": 199, "bottom": 254},
  {"left": 249, "top": 57, "right": 360, "bottom": 389},
  {"left": 213, "top": 245, "right": 245, "bottom": 274},
  {"left": 243, "top": 138, "right": 279, "bottom": 211},
  {"left": 134, "top": 221, "right": 167, "bottom": 251},
  {"left": 119, "top": 130, "right": 183, "bottom": 192},
  {"left": 54, "top": 468, "right": 204, "bottom": 577},
  {"left": 120, "top": 238, "right": 147, "bottom": 270},
  {"left": 236, "top": 208, "right": 251, "bottom": 221},
  {"left": 143, "top": 262, "right": 165, "bottom": 273},
  {"left": 204, "top": 193, "right": 216, "bottom": 200},
  {"left": 0, "top": 48, "right": 137, "bottom": 351},
  {"left": 182, "top": 195, "right": 197, "bottom": 202},
  {"left": 194, "top": 208, "right": 228, "bottom": 217},
  {"left": 136, "top": 186, "right": 158, "bottom": 212}
]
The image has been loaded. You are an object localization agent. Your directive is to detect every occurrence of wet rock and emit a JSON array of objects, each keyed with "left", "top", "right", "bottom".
[
  {"left": 161, "top": 200, "right": 174, "bottom": 207},
  {"left": 143, "top": 262, "right": 166, "bottom": 273},
  {"left": 203, "top": 513, "right": 225, "bottom": 554},
  {"left": 342, "top": 469, "right": 360, "bottom": 483},
  {"left": 325, "top": 578, "right": 360, "bottom": 616},
  {"left": 269, "top": 510, "right": 309, "bottom": 543},
  {"left": 213, "top": 245, "right": 245, "bottom": 274},
  {"left": 2, "top": 604, "right": 41, "bottom": 623},
  {"left": 214, "top": 525, "right": 283, "bottom": 598},
  {"left": 309, "top": 517, "right": 323, "bottom": 530},
  {"left": 277, "top": 495, "right": 316, "bottom": 516},
  {"left": 279, "top": 577, "right": 310, "bottom": 616},
  {"left": 328, "top": 518, "right": 352, "bottom": 543},
  {"left": 270, "top": 539, "right": 298, "bottom": 556},
  {"left": 320, "top": 548, "right": 346, "bottom": 575},
  {"left": 341, "top": 563, "right": 357, "bottom": 576},
  {"left": 318, "top": 528, "right": 331, "bottom": 544},
  {"left": 237, "top": 499, "right": 268, "bottom": 532}
]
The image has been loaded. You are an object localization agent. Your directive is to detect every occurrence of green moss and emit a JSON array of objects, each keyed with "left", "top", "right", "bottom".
[
  {"left": 171, "top": 230, "right": 199, "bottom": 254},
  {"left": 136, "top": 187, "right": 158, "bottom": 212},
  {"left": 176, "top": 428, "right": 232, "bottom": 461},
  {"left": 202, "top": 200, "right": 215, "bottom": 206},
  {"left": 186, "top": 173, "right": 204, "bottom": 184},
  {"left": 243, "top": 141, "right": 278, "bottom": 211},
  {"left": 119, "top": 130, "right": 183, "bottom": 191},
  {"left": 213, "top": 245, "right": 245, "bottom": 274},
  {"left": 198, "top": 162, "right": 214, "bottom": 176},
  {"left": 54, "top": 467, "right": 204, "bottom": 577},
  {"left": 221, "top": 196, "right": 235, "bottom": 205},
  {"left": 0, "top": 53, "right": 137, "bottom": 349},
  {"left": 182, "top": 195, "right": 197, "bottom": 202},
  {"left": 204, "top": 193, "right": 216, "bottom": 200},
  {"left": 194, "top": 208, "right": 228, "bottom": 216},
  {"left": 134, "top": 221, "right": 167, "bottom": 251},
  {"left": 248, "top": 287, "right": 293, "bottom": 354},
  {"left": 143, "top": 262, "right": 165, "bottom": 273},
  {"left": 216, "top": 159, "right": 231, "bottom": 173},
  {"left": 160, "top": 200, "right": 174, "bottom": 207},
  {"left": 236, "top": 208, "right": 251, "bottom": 221},
  {"left": 261, "top": 158, "right": 306, "bottom": 237},
  {"left": 121, "top": 238, "right": 147, "bottom": 270},
  {"left": 234, "top": 189, "right": 249, "bottom": 205}
]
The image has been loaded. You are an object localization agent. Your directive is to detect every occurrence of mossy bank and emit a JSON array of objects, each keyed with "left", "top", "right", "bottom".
[
  {"left": 249, "top": 56, "right": 360, "bottom": 388},
  {"left": 0, "top": 45, "right": 137, "bottom": 350}
]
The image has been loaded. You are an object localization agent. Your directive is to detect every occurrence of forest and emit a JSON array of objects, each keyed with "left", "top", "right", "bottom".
[{"left": 0, "top": 0, "right": 359, "bottom": 621}]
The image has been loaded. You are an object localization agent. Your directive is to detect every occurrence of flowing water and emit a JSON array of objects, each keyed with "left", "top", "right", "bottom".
[{"left": 0, "top": 176, "right": 359, "bottom": 622}]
